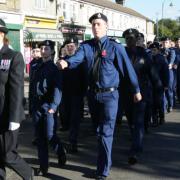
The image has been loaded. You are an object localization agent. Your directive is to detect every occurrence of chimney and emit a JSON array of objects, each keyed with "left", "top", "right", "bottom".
[{"left": 115, "top": 0, "right": 125, "bottom": 6}]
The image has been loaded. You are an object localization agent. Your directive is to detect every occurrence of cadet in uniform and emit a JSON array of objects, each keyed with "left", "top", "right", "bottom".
[
  {"left": 57, "top": 13, "right": 142, "bottom": 180},
  {"left": 122, "top": 28, "right": 160, "bottom": 164},
  {"left": 0, "top": 19, "right": 33, "bottom": 180},
  {"left": 161, "top": 37, "right": 176, "bottom": 112},
  {"left": 175, "top": 38, "right": 180, "bottom": 103},
  {"left": 60, "top": 37, "right": 87, "bottom": 153},
  {"left": 31, "top": 40, "right": 66, "bottom": 175},
  {"left": 29, "top": 43, "right": 42, "bottom": 117},
  {"left": 149, "top": 42, "right": 169, "bottom": 125}
]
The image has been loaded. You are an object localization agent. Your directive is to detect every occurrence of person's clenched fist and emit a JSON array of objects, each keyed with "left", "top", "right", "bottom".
[{"left": 57, "top": 60, "right": 68, "bottom": 70}]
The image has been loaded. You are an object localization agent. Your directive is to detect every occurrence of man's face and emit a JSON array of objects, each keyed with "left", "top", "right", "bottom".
[
  {"left": 136, "top": 36, "right": 144, "bottom": 47},
  {"left": 162, "top": 40, "right": 170, "bottom": 48},
  {"left": 92, "top": 19, "right": 107, "bottom": 39},
  {"left": 32, "top": 48, "right": 41, "bottom": 59},
  {"left": 176, "top": 40, "right": 180, "bottom": 48},
  {"left": 40, "top": 46, "right": 52, "bottom": 59},
  {"left": 151, "top": 48, "right": 159, "bottom": 56},
  {"left": 125, "top": 34, "right": 137, "bottom": 47},
  {"left": 66, "top": 43, "right": 77, "bottom": 56}
]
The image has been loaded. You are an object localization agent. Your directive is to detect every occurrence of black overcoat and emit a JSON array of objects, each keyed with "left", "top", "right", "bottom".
[{"left": 0, "top": 45, "right": 25, "bottom": 132}]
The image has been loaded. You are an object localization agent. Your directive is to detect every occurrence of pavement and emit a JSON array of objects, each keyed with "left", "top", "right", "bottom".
[
  {"left": 6, "top": 79, "right": 180, "bottom": 180},
  {"left": 6, "top": 102, "right": 180, "bottom": 180}
]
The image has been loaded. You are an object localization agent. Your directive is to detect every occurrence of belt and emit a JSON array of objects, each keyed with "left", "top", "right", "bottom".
[{"left": 91, "top": 87, "right": 117, "bottom": 93}]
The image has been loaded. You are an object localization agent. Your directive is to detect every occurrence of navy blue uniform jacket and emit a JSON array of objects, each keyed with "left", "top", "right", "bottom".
[{"left": 66, "top": 36, "right": 140, "bottom": 94}]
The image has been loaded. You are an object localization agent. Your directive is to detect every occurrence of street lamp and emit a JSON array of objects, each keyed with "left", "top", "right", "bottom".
[{"left": 161, "top": 0, "right": 173, "bottom": 37}]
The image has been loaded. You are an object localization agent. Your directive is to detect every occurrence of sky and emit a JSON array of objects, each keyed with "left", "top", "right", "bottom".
[{"left": 114, "top": 0, "right": 180, "bottom": 21}]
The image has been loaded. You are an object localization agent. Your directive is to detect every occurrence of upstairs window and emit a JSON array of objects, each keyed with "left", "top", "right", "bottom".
[{"left": 34, "top": 0, "right": 46, "bottom": 10}]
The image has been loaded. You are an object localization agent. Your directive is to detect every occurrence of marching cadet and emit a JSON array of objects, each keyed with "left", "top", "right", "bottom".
[
  {"left": 149, "top": 42, "right": 169, "bottom": 126},
  {"left": 136, "top": 32, "right": 153, "bottom": 133},
  {"left": 0, "top": 19, "right": 33, "bottom": 180},
  {"left": 29, "top": 42, "right": 42, "bottom": 117},
  {"left": 175, "top": 38, "right": 180, "bottom": 103},
  {"left": 31, "top": 40, "right": 66, "bottom": 176},
  {"left": 29, "top": 43, "right": 42, "bottom": 146},
  {"left": 160, "top": 37, "right": 176, "bottom": 112},
  {"left": 57, "top": 13, "right": 142, "bottom": 180},
  {"left": 60, "top": 36, "right": 87, "bottom": 153},
  {"left": 122, "top": 28, "right": 160, "bottom": 165}
]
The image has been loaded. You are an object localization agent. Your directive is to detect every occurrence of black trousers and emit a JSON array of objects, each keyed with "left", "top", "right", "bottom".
[{"left": 0, "top": 129, "right": 32, "bottom": 180}]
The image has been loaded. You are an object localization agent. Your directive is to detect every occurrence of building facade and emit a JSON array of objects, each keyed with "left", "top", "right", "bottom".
[
  {"left": 20, "top": 0, "right": 64, "bottom": 73},
  {"left": 0, "top": 0, "right": 23, "bottom": 51},
  {"left": 57, "top": 0, "right": 155, "bottom": 43}
]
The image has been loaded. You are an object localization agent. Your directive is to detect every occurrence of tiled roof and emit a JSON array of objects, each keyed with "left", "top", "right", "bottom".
[{"left": 82, "top": 0, "right": 152, "bottom": 21}]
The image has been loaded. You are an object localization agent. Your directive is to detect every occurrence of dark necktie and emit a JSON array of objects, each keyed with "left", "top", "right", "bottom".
[{"left": 92, "top": 41, "right": 102, "bottom": 83}]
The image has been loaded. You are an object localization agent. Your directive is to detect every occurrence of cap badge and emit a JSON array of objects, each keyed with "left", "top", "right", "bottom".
[{"left": 97, "top": 13, "right": 101, "bottom": 18}]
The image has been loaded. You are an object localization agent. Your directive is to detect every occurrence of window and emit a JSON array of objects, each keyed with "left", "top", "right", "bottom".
[
  {"left": 34, "top": 0, "right": 46, "bottom": 10},
  {"left": 0, "top": 0, "right": 6, "bottom": 3},
  {"left": 63, "top": 2, "right": 68, "bottom": 20}
]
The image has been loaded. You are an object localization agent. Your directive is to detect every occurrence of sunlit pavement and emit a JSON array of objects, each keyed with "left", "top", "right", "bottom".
[{"left": 6, "top": 103, "right": 180, "bottom": 180}]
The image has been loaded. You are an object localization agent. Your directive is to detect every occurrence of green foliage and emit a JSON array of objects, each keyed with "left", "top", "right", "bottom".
[{"left": 154, "top": 18, "right": 180, "bottom": 40}]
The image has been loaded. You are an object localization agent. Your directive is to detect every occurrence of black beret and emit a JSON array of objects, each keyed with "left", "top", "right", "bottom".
[
  {"left": 122, "top": 28, "right": 139, "bottom": 38},
  {"left": 32, "top": 42, "right": 40, "bottom": 49},
  {"left": 149, "top": 42, "right": 160, "bottom": 49},
  {"left": 161, "top": 37, "right": 170, "bottom": 41},
  {"left": 0, "top": 18, "right": 8, "bottom": 34},
  {"left": 137, "top": 32, "right": 144, "bottom": 38},
  {"left": 39, "top": 40, "right": 55, "bottom": 50},
  {"left": 64, "top": 36, "right": 78, "bottom": 45},
  {"left": 89, "top": 13, "right": 108, "bottom": 24}
]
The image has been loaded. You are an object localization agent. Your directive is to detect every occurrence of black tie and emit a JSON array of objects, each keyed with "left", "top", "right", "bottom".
[{"left": 92, "top": 41, "right": 102, "bottom": 83}]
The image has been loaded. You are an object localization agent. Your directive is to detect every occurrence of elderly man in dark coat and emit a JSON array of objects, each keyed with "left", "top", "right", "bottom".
[{"left": 0, "top": 19, "right": 33, "bottom": 180}]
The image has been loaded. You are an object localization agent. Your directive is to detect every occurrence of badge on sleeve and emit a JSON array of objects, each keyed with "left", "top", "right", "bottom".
[{"left": 0, "top": 59, "right": 11, "bottom": 71}]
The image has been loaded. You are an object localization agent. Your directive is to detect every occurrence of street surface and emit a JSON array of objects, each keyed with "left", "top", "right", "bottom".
[{"left": 6, "top": 102, "right": 180, "bottom": 180}]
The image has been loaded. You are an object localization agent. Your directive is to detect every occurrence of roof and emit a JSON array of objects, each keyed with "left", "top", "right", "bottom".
[{"left": 82, "top": 0, "right": 152, "bottom": 21}]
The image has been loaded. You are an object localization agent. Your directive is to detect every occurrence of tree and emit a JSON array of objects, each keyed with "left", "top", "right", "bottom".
[{"left": 154, "top": 18, "right": 180, "bottom": 40}]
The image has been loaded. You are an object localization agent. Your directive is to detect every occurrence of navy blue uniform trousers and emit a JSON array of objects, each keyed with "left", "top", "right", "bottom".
[
  {"left": 33, "top": 106, "right": 60, "bottom": 169},
  {"left": 88, "top": 90, "right": 119, "bottom": 177}
]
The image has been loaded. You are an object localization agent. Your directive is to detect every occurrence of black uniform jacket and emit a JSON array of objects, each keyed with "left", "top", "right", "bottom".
[{"left": 0, "top": 45, "right": 25, "bottom": 132}]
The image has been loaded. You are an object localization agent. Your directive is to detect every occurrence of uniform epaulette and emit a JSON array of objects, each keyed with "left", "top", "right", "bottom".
[{"left": 109, "top": 38, "right": 121, "bottom": 44}]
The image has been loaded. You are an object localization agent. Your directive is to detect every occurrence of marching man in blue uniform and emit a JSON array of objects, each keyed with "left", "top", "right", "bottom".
[
  {"left": 31, "top": 40, "right": 66, "bottom": 176},
  {"left": 149, "top": 42, "right": 169, "bottom": 126},
  {"left": 161, "top": 37, "right": 176, "bottom": 112},
  {"left": 57, "top": 13, "right": 142, "bottom": 180}
]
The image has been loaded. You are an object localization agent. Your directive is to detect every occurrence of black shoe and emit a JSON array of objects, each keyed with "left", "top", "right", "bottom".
[
  {"left": 58, "top": 145, "right": 67, "bottom": 167},
  {"left": 151, "top": 122, "right": 159, "bottom": 127},
  {"left": 59, "top": 127, "right": 69, "bottom": 131},
  {"left": 167, "top": 107, "right": 173, "bottom": 113},
  {"left": 159, "top": 118, "right": 165, "bottom": 125},
  {"left": 95, "top": 175, "right": 107, "bottom": 180},
  {"left": 128, "top": 155, "right": 138, "bottom": 165},
  {"left": 35, "top": 167, "right": 48, "bottom": 176},
  {"left": 31, "top": 138, "right": 38, "bottom": 146},
  {"left": 68, "top": 143, "right": 78, "bottom": 154}
]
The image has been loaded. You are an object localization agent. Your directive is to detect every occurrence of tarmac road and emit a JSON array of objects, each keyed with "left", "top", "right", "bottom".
[{"left": 6, "top": 104, "right": 180, "bottom": 180}]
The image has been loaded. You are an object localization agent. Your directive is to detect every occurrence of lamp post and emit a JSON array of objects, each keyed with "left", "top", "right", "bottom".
[
  {"left": 161, "top": 0, "right": 173, "bottom": 37},
  {"left": 156, "top": 12, "right": 159, "bottom": 41}
]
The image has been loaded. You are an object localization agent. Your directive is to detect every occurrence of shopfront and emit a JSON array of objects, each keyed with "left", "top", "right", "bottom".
[
  {"left": 0, "top": 11, "right": 23, "bottom": 51},
  {"left": 23, "top": 16, "right": 63, "bottom": 73},
  {"left": 60, "top": 23, "right": 86, "bottom": 43}
]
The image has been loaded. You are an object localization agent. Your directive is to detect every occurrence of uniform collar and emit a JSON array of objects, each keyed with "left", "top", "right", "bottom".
[
  {"left": 99, "top": 35, "right": 108, "bottom": 45},
  {"left": 94, "top": 35, "right": 108, "bottom": 45}
]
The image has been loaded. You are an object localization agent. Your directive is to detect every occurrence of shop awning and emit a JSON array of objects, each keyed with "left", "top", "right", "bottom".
[{"left": 24, "top": 28, "right": 63, "bottom": 43}]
